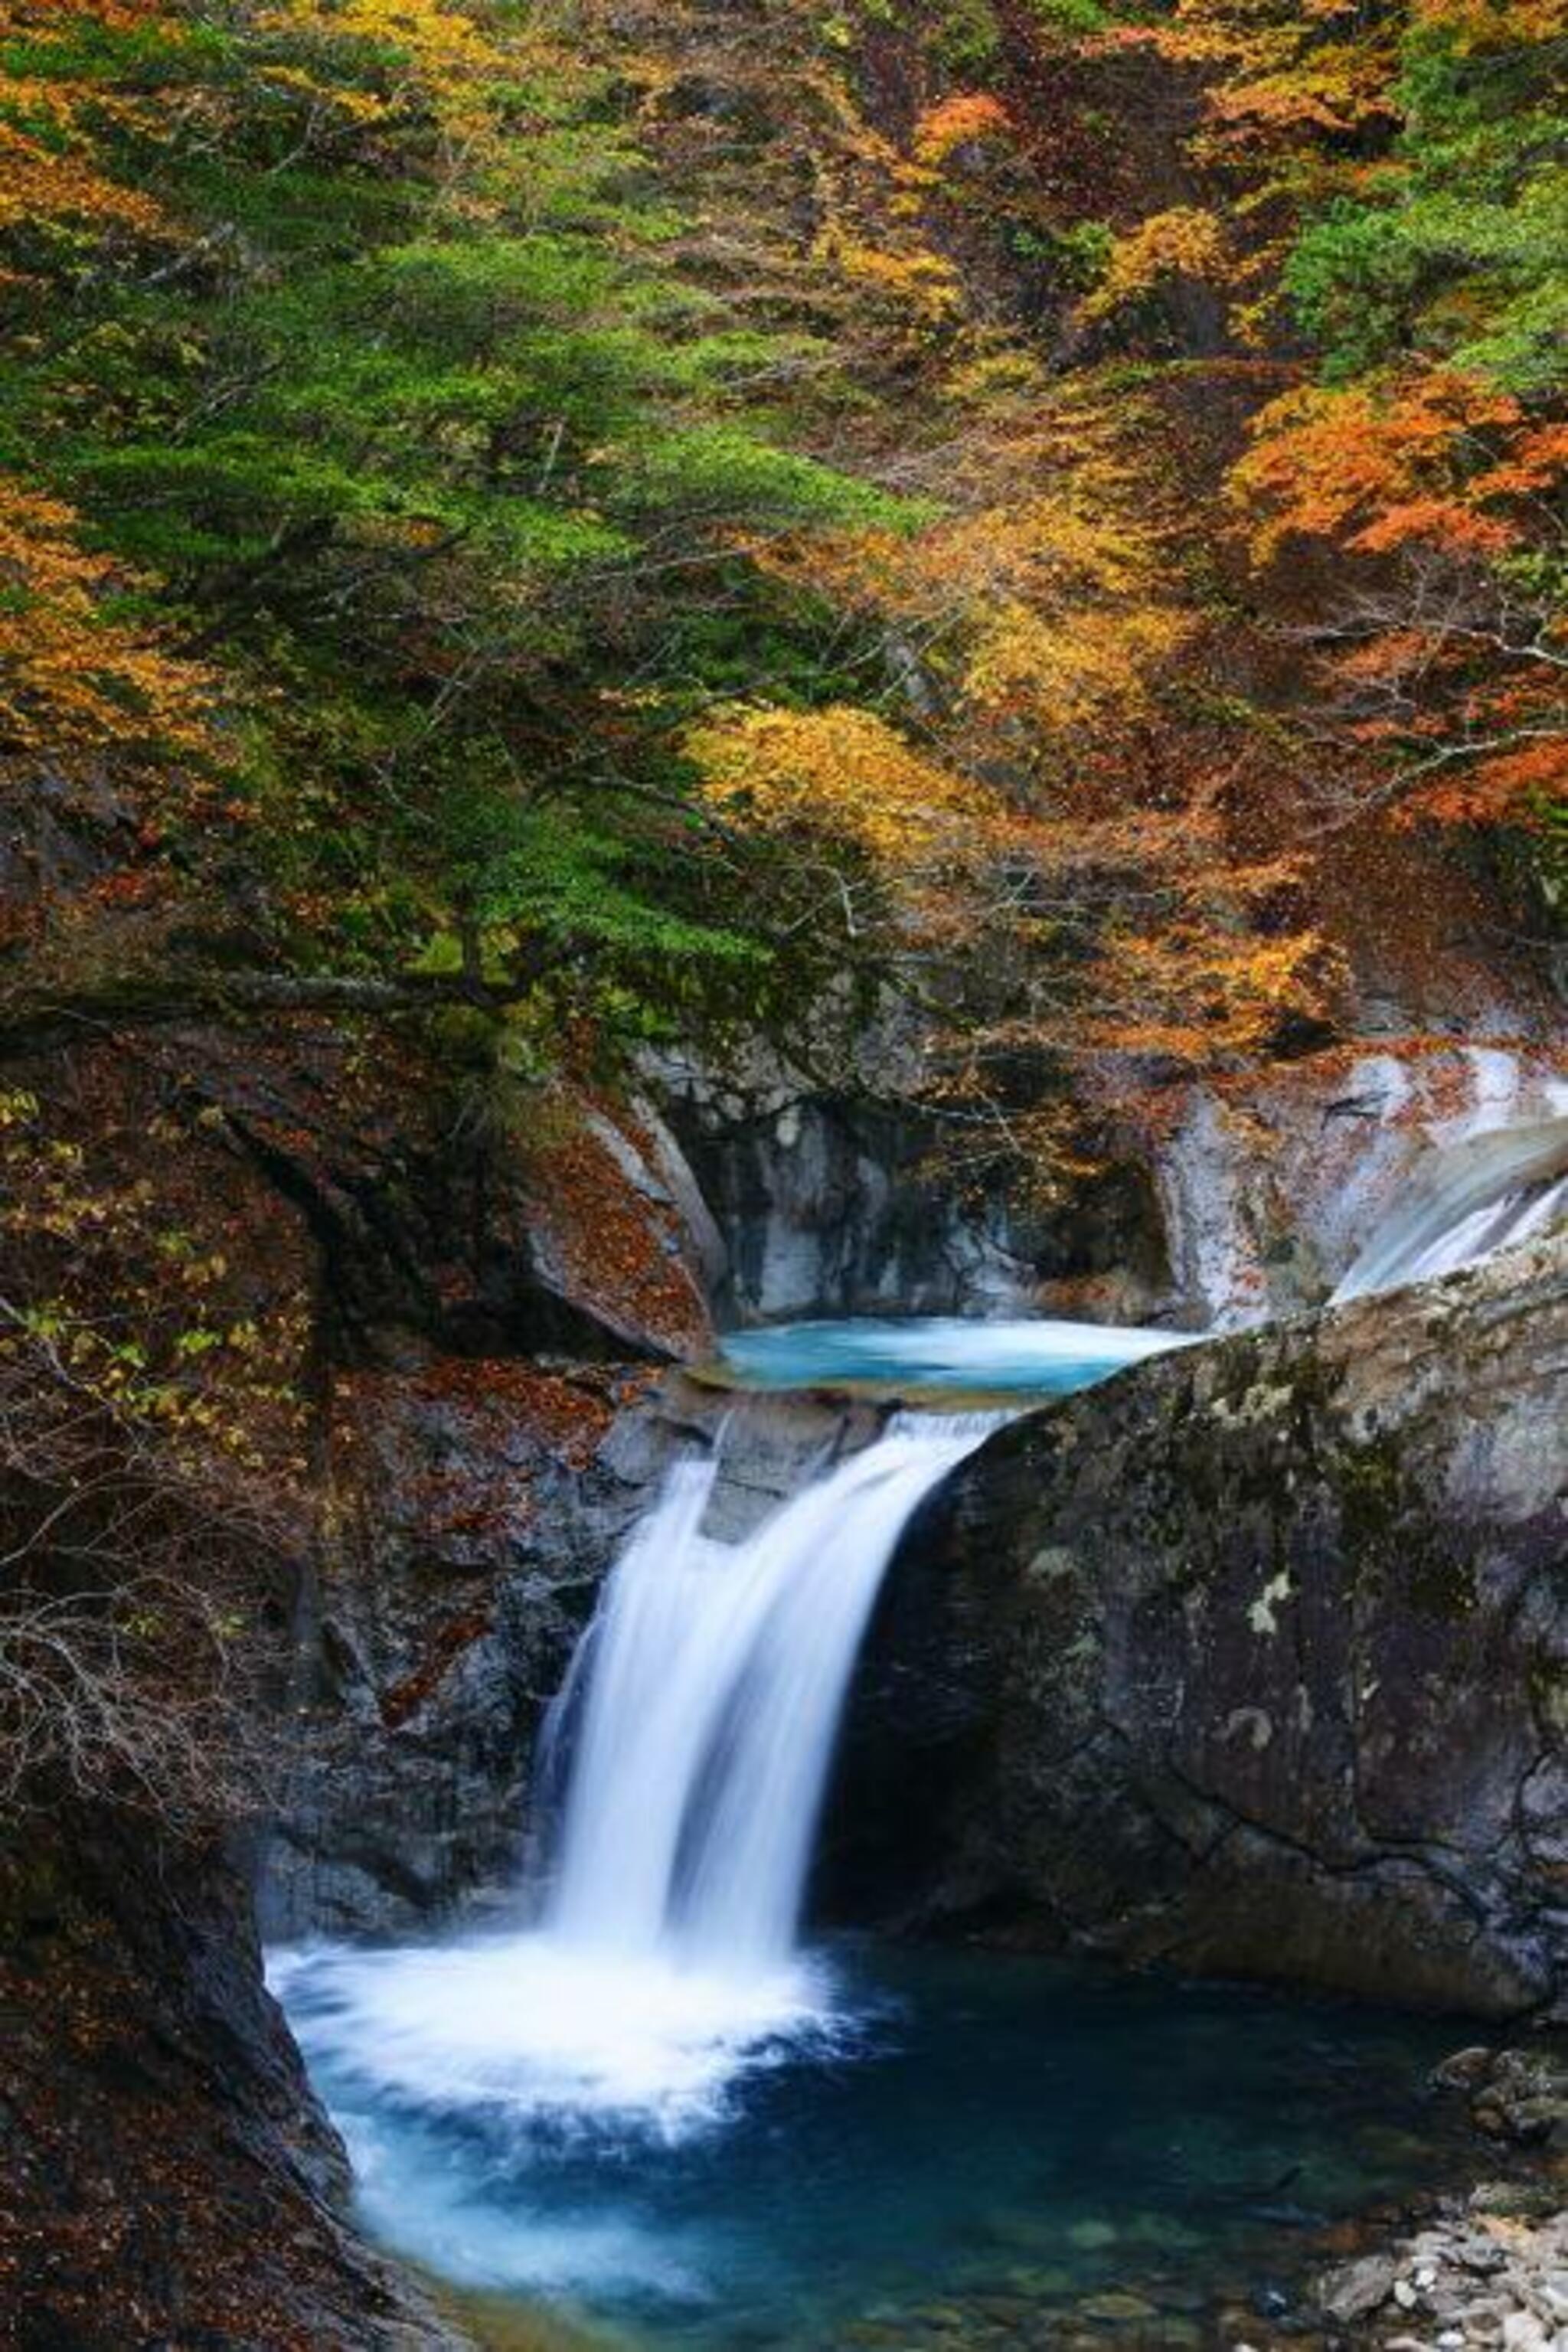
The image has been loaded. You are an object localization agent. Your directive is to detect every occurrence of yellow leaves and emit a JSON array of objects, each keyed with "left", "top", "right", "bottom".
[
  {"left": 1114, "top": 0, "right": 1400, "bottom": 256},
  {"left": 948, "top": 491, "right": 1153, "bottom": 603},
  {"left": 1, "top": 1089, "right": 310, "bottom": 1486},
  {"left": 1084, "top": 923, "right": 1338, "bottom": 1062},
  {"left": 813, "top": 227, "right": 963, "bottom": 325},
  {"left": 686, "top": 704, "right": 990, "bottom": 869},
  {"left": 254, "top": 62, "right": 390, "bottom": 123},
  {"left": 1080, "top": 208, "right": 1229, "bottom": 321},
  {"left": 253, "top": 0, "right": 518, "bottom": 169},
  {"left": 765, "top": 467, "right": 1190, "bottom": 750},
  {"left": 964, "top": 597, "right": 1189, "bottom": 732},
  {"left": 1409, "top": 0, "right": 1565, "bottom": 47},
  {"left": 1209, "top": 44, "right": 1396, "bottom": 139},
  {"left": 0, "top": 476, "right": 223, "bottom": 766},
  {"left": 257, "top": 0, "right": 502, "bottom": 87}
]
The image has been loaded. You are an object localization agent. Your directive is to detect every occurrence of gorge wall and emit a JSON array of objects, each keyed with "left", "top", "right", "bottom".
[
  {"left": 836, "top": 1232, "right": 1568, "bottom": 2017},
  {"left": 652, "top": 1030, "right": 1568, "bottom": 1331},
  {"left": 0, "top": 1811, "right": 462, "bottom": 2348}
]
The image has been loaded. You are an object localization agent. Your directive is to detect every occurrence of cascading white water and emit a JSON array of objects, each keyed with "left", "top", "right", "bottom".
[
  {"left": 1334, "top": 1114, "right": 1568, "bottom": 1303},
  {"left": 543, "top": 1413, "right": 1003, "bottom": 1971},
  {"left": 272, "top": 1409, "right": 1005, "bottom": 2141}
]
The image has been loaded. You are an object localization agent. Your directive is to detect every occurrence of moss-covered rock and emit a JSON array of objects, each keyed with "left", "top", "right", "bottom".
[{"left": 841, "top": 1233, "right": 1568, "bottom": 2017}]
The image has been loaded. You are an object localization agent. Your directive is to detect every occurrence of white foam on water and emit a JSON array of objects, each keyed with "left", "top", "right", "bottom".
[
  {"left": 273, "top": 1410, "right": 1001, "bottom": 2151},
  {"left": 347, "top": 2106, "right": 714, "bottom": 2302},
  {"left": 271, "top": 1932, "right": 838, "bottom": 2145}
]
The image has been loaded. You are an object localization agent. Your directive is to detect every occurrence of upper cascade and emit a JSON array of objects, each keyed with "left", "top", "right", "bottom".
[{"left": 1334, "top": 1115, "right": 1568, "bottom": 1305}]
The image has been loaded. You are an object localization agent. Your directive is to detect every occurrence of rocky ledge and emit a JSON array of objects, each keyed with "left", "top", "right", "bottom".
[
  {"left": 1310, "top": 2047, "right": 1568, "bottom": 2350},
  {"left": 840, "top": 1230, "right": 1568, "bottom": 2018},
  {"left": 1321, "top": 2193, "right": 1568, "bottom": 2350}
]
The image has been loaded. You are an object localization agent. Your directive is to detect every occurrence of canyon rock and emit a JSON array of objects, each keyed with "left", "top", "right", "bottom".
[{"left": 841, "top": 1233, "right": 1568, "bottom": 2017}]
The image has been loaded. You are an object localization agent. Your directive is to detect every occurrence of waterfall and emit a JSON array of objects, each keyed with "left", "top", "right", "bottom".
[
  {"left": 1334, "top": 1114, "right": 1568, "bottom": 1304},
  {"left": 543, "top": 1412, "right": 1003, "bottom": 1972},
  {"left": 271, "top": 1409, "right": 1004, "bottom": 2138}
]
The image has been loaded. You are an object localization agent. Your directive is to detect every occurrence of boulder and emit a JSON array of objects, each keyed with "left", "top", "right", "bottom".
[{"left": 839, "top": 1233, "right": 1568, "bottom": 2016}]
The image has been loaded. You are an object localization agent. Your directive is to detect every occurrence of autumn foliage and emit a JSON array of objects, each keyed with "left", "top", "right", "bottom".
[{"left": 0, "top": 0, "right": 1560, "bottom": 1159}]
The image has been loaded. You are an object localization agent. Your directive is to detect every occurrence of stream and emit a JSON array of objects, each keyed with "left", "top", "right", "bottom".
[{"left": 270, "top": 1312, "right": 1505, "bottom": 2350}]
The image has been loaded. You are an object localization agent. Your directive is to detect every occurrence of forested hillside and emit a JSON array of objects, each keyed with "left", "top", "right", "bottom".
[{"left": 5, "top": 0, "right": 1563, "bottom": 1042}]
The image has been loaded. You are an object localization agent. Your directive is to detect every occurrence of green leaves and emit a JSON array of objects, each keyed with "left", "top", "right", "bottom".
[
  {"left": 1285, "top": 10, "right": 1568, "bottom": 401},
  {"left": 0, "top": 0, "right": 956, "bottom": 1070}
]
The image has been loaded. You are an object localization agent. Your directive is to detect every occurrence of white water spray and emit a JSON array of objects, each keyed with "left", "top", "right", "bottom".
[
  {"left": 1334, "top": 1114, "right": 1568, "bottom": 1303},
  {"left": 273, "top": 1409, "right": 1004, "bottom": 2138},
  {"left": 544, "top": 1413, "right": 1001, "bottom": 1971}
]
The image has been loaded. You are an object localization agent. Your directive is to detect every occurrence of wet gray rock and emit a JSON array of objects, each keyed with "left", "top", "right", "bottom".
[
  {"left": 658, "top": 1067, "right": 1169, "bottom": 1326},
  {"left": 260, "top": 1364, "right": 910, "bottom": 1939},
  {"left": 1321, "top": 2252, "right": 1399, "bottom": 2324},
  {"left": 1458, "top": 2050, "right": 1568, "bottom": 2148},
  {"left": 1143, "top": 1042, "right": 1568, "bottom": 1328},
  {"left": 259, "top": 1360, "right": 678, "bottom": 1939},
  {"left": 848, "top": 1233, "right": 1568, "bottom": 2016}
]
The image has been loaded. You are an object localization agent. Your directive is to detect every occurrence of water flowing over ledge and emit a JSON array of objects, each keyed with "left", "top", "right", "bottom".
[
  {"left": 273, "top": 1410, "right": 1007, "bottom": 2151},
  {"left": 1333, "top": 1114, "right": 1568, "bottom": 1302}
]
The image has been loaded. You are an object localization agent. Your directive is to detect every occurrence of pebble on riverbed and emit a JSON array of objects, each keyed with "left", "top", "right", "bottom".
[
  {"left": 1308, "top": 2043, "right": 1568, "bottom": 2350},
  {"left": 1316, "top": 2200, "right": 1568, "bottom": 2347}
]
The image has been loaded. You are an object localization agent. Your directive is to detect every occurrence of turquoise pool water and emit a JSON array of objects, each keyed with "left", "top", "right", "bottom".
[
  {"left": 717, "top": 1316, "right": 1191, "bottom": 1396},
  {"left": 276, "top": 1936, "right": 1470, "bottom": 2350}
]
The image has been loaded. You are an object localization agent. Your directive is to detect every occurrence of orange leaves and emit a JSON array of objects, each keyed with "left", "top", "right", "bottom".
[
  {"left": 1413, "top": 737, "right": 1568, "bottom": 827},
  {"left": 912, "top": 92, "right": 1014, "bottom": 170},
  {"left": 1468, "top": 425, "right": 1568, "bottom": 504},
  {"left": 0, "top": 3, "right": 186, "bottom": 245},
  {"left": 0, "top": 478, "right": 222, "bottom": 768},
  {"left": 1080, "top": 923, "right": 1339, "bottom": 1062},
  {"left": 1233, "top": 369, "right": 1527, "bottom": 560},
  {"left": 0, "top": 116, "right": 167, "bottom": 239},
  {"left": 1233, "top": 368, "right": 1567, "bottom": 837}
]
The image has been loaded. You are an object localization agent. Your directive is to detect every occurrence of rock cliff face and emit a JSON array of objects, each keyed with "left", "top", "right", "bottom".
[
  {"left": 1142, "top": 1039, "right": 1568, "bottom": 1326},
  {"left": 661, "top": 1078, "right": 1170, "bottom": 1325},
  {"left": 838, "top": 1233, "right": 1568, "bottom": 2017},
  {"left": 0, "top": 1810, "right": 462, "bottom": 2348}
]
